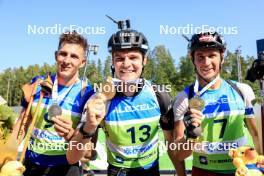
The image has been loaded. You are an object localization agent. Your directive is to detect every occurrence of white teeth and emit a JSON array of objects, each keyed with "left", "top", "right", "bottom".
[{"left": 121, "top": 70, "right": 133, "bottom": 73}]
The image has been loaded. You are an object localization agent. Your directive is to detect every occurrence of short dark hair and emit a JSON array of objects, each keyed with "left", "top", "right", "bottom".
[{"left": 58, "top": 30, "right": 88, "bottom": 54}]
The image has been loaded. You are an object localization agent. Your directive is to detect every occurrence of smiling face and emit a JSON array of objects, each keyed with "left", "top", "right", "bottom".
[
  {"left": 112, "top": 49, "right": 146, "bottom": 81},
  {"left": 193, "top": 48, "right": 224, "bottom": 84},
  {"left": 55, "top": 43, "right": 86, "bottom": 85}
]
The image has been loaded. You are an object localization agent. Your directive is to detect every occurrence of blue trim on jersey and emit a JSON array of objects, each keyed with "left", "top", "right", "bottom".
[
  {"left": 106, "top": 96, "right": 160, "bottom": 122},
  {"left": 22, "top": 74, "right": 95, "bottom": 167},
  {"left": 26, "top": 150, "right": 69, "bottom": 167},
  {"left": 103, "top": 80, "right": 161, "bottom": 167},
  {"left": 245, "top": 107, "right": 254, "bottom": 115},
  {"left": 184, "top": 79, "right": 246, "bottom": 115},
  {"left": 105, "top": 81, "right": 161, "bottom": 122},
  {"left": 21, "top": 74, "right": 94, "bottom": 114},
  {"left": 141, "top": 159, "right": 158, "bottom": 170}
]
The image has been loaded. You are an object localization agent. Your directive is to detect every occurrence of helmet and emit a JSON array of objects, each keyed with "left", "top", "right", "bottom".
[
  {"left": 108, "top": 29, "right": 149, "bottom": 55},
  {"left": 188, "top": 31, "right": 226, "bottom": 54}
]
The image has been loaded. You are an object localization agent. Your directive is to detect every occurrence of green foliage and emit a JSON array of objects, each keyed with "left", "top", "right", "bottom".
[
  {"left": 103, "top": 56, "right": 112, "bottom": 78},
  {"left": 142, "top": 56, "right": 156, "bottom": 80},
  {"left": 0, "top": 63, "right": 56, "bottom": 106},
  {"left": 150, "top": 45, "right": 178, "bottom": 96},
  {"left": 86, "top": 60, "right": 103, "bottom": 84},
  {"left": 176, "top": 56, "right": 195, "bottom": 91},
  {"left": 97, "top": 59, "right": 103, "bottom": 75},
  {"left": 221, "top": 52, "right": 261, "bottom": 98},
  {"left": 0, "top": 105, "right": 17, "bottom": 141}
]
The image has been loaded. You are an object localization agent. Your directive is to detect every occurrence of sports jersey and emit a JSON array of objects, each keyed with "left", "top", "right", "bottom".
[
  {"left": 101, "top": 80, "right": 161, "bottom": 168},
  {"left": 21, "top": 74, "right": 94, "bottom": 167},
  {"left": 173, "top": 79, "right": 255, "bottom": 171},
  {"left": 79, "top": 79, "right": 172, "bottom": 170}
]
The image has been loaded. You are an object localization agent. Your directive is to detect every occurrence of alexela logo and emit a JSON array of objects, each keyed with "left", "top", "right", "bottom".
[
  {"left": 115, "top": 104, "right": 158, "bottom": 113},
  {"left": 27, "top": 24, "right": 106, "bottom": 35}
]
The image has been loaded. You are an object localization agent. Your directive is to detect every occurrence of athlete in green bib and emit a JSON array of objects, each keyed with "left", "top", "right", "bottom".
[
  {"left": 67, "top": 19, "right": 175, "bottom": 176},
  {"left": 13, "top": 31, "right": 94, "bottom": 176},
  {"left": 172, "top": 32, "right": 261, "bottom": 176}
]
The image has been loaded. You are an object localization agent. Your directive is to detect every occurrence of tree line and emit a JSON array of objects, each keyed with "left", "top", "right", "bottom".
[{"left": 0, "top": 45, "right": 261, "bottom": 106}]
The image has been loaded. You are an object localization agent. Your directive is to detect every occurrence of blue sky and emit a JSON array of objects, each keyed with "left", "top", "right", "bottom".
[{"left": 0, "top": 0, "right": 263, "bottom": 72}]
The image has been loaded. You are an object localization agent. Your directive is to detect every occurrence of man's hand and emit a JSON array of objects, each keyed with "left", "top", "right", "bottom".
[
  {"left": 188, "top": 108, "right": 203, "bottom": 127},
  {"left": 80, "top": 148, "right": 97, "bottom": 163},
  {"left": 84, "top": 93, "right": 106, "bottom": 132},
  {"left": 183, "top": 108, "right": 204, "bottom": 138},
  {"left": 52, "top": 116, "right": 74, "bottom": 141}
]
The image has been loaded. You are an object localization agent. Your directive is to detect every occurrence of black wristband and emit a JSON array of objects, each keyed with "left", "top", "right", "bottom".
[{"left": 79, "top": 124, "right": 96, "bottom": 139}]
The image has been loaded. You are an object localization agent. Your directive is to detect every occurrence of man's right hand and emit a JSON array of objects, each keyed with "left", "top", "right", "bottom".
[
  {"left": 183, "top": 108, "right": 204, "bottom": 138},
  {"left": 187, "top": 108, "right": 203, "bottom": 127},
  {"left": 84, "top": 93, "right": 106, "bottom": 132}
]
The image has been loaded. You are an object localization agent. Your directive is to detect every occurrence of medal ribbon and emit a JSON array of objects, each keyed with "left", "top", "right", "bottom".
[
  {"left": 194, "top": 75, "right": 220, "bottom": 96},
  {"left": 52, "top": 75, "right": 76, "bottom": 104}
]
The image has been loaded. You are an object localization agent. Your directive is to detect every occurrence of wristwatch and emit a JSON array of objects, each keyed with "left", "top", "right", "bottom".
[{"left": 79, "top": 123, "right": 96, "bottom": 139}]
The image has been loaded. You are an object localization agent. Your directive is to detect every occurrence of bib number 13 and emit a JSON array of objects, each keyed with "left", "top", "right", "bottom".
[{"left": 127, "top": 125, "right": 151, "bottom": 144}]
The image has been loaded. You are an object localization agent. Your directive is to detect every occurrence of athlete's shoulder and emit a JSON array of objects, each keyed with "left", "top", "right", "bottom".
[
  {"left": 235, "top": 81, "right": 254, "bottom": 92},
  {"left": 223, "top": 79, "right": 255, "bottom": 103}
]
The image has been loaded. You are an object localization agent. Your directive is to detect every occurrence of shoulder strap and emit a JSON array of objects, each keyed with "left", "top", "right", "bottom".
[
  {"left": 152, "top": 83, "right": 175, "bottom": 130},
  {"left": 226, "top": 80, "right": 244, "bottom": 101},
  {"left": 151, "top": 82, "right": 163, "bottom": 108},
  {"left": 151, "top": 82, "right": 172, "bottom": 114},
  {"left": 188, "top": 84, "right": 195, "bottom": 99}
]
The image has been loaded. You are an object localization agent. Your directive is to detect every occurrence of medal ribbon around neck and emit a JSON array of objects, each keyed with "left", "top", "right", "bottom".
[
  {"left": 51, "top": 74, "right": 77, "bottom": 104},
  {"left": 194, "top": 75, "right": 220, "bottom": 97},
  {"left": 48, "top": 75, "right": 77, "bottom": 120}
]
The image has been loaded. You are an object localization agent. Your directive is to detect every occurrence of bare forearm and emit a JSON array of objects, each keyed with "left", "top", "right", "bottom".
[
  {"left": 163, "top": 128, "right": 186, "bottom": 176},
  {"left": 69, "top": 93, "right": 105, "bottom": 164},
  {"left": 66, "top": 132, "right": 91, "bottom": 164},
  {"left": 167, "top": 148, "right": 186, "bottom": 176},
  {"left": 174, "top": 138, "right": 193, "bottom": 161},
  {"left": 253, "top": 136, "right": 261, "bottom": 154},
  {"left": 174, "top": 160, "right": 186, "bottom": 176},
  {"left": 67, "top": 123, "right": 97, "bottom": 164},
  {"left": 175, "top": 149, "right": 192, "bottom": 161},
  {"left": 245, "top": 118, "right": 262, "bottom": 154}
]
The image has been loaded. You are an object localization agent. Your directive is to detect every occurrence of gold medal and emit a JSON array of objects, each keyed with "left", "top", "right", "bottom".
[
  {"left": 101, "top": 76, "right": 116, "bottom": 100},
  {"left": 189, "top": 96, "right": 205, "bottom": 111},
  {"left": 187, "top": 96, "right": 204, "bottom": 137}
]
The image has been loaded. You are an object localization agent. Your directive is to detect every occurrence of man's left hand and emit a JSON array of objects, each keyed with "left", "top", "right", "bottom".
[{"left": 52, "top": 116, "right": 74, "bottom": 141}]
